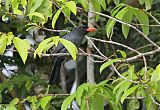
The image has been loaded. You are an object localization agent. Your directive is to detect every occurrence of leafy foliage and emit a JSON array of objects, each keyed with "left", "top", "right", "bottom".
[{"left": 0, "top": 0, "right": 160, "bottom": 110}]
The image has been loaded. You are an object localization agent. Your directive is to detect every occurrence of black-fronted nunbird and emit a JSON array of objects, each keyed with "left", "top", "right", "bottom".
[{"left": 49, "top": 25, "right": 96, "bottom": 84}]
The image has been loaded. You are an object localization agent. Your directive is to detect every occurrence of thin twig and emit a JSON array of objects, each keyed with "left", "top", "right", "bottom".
[
  {"left": 147, "top": 12, "right": 160, "bottom": 25},
  {"left": 86, "top": 36, "right": 108, "bottom": 59},
  {"left": 41, "top": 27, "right": 70, "bottom": 32},
  {"left": 150, "top": 94, "right": 160, "bottom": 106},
  {"left": 142, "top": 56, "right": 147, "bottom": 80},
  {"left": 111, "top": 64, "right": 140, "bottom": 84},
  {"left": 90, "top": 11, "right": 160, "bottom": 49}
]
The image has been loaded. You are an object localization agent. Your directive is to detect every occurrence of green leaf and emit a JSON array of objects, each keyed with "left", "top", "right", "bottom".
[
  {"left": 65, "top": 1, "right": 77, "bottom": 15},
  {"left": 0, "top": 35, "right": 7, "bottom": 55},
  {"left": 61, "top": 93, "right": 76, "bottom": 110},
  {"left": 100, "top": 59, "right": 119, "bottom": 73},
  {"left": 115, "top": 81, "right": 132, "bottom": 106},
  {"left": 113, "top": 0, "right": 120, "bottom": 5},
  {"left": 107, "top": 0, "right": 111, "bottom": 4},
  {"left": 34, "top": 37, "right": 52, "bottom": 58},
  {"left": 6, "top": 105, "right": 17, "bottom": 110},
  {"left": 139, "top": 0, "right": 145, "bottom": 5},
  {"left": 121, "top": 85, "right": 139, "bottom": 103},
  {"left": 144, "top": 92, "right": 152, "bottom": 110},
  {"left": 98, "top": 0, "right": 106, "bottom": 10},
  {"left": 13, "top": 9, "right": 23, "bottom": 15},
  {"left": 145, "top": 0, "right": 152, "bottom": 10},
  {"left": 28, "top": 0, "right": 44, "bottom": 13},
  {"left": 128, "top": 65, "right": 135, "bottom": 79},
  {"left": 106, "top": 7, "right": 128, "bottom": 37},
  {"left": 106, "top": 19, "right": 116, "bottom": 38},
  {"left": 40, "top": 96, "right": 52, "bottom": 110},
  {"left": 155, "top": 64, "right": 160, "bottom": 80},
  {"left": 90, "top": 94, "right": 104, "bottom": 110},
  {"left": 10, "top": 0, "right": 18, "bottom": 9},
  {"left": 10, "top": 98, "right": 19, "bottom": 106},
  {"left": 113, "top": 80, "right": 127, "bottom": 93},
  {"left": 127, "top": 99, "right": 140, "bottom": 109},
  {"left": 13, "top": 37, "right": 30, "bottom": 64},
  {"left": 117, "top": 50, "right": 126, "bottom": 58},
  {"left": 76, "top": 83, "right": 87, "bottom": 106},
  {"left": 60, "top": 38, "right": 78, "bottom": 61},
  {"left": 52, "top": 36, "right": 60, "bottom": 46},
  {"left": 25, "top": 80, "right": 32, "bottom": 92},
  {"left": 0, "top": 94, "right": 2, "bottom": 103},
  {"left": 52, "top": 9, "right": 61, "bottom": 29},
  {"left": 28, "top": 12, "right": 45, "bottom": 20},
  {"left": 20, "top": 0, "right": 27, "bottom": 6},
  {"left": 2, "top": 14, "right": 7, "bottom": 21},
  {"left": 62, "top": 6, "right": 71, "bottom": 23},
  {"left": 92, "top": 1, "right": 101, "bottom": 20},
  {"left": 78, "top": 0, "right": 88, "bottom": 11},
  {"left": 7, "top": 32, "right": 14, "bottom": 45},
  {"left": 151, "top": 71, "right": 159, "bottom": 82},
  {"left": 115, "top": 7, "right": 129, "bottom": 19},
  {"left": 122, "top": 8, "right": 134, "bottom": 38},
  {"left": 134, "top": 9, "right": 149, "bottom": 36}
]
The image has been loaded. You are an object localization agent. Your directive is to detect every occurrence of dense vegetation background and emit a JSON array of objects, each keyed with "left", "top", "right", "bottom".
[{"left": 1, "top": 0, "right": 160, "bottom": 110}]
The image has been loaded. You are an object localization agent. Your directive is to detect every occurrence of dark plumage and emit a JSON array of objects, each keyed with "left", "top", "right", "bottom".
[{"left": 49, "top": 26, "right": 96, "bottom": 84}]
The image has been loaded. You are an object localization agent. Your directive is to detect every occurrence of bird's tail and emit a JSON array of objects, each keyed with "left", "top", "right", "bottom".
[{"left": 49, "top": 57, "right": 64, "bottom": 84}]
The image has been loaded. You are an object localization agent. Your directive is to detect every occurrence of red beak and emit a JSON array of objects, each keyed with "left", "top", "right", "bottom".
[{"left": 86, "top": 27, "right": 96, "bottom": 32}]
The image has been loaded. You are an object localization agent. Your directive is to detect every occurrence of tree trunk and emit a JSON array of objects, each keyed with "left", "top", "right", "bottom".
[{"left": 87, "top": 1, "right": 95, "bottom": 83}]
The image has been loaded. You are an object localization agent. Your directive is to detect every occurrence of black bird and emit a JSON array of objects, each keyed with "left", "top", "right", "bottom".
[{"left": 49, "top": 25, "right": 96, "bottom": 84}]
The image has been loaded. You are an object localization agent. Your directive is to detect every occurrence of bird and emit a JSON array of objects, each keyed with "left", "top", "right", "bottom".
[{"left": 49, "top": 25, "right": 96, "bottom": 84}]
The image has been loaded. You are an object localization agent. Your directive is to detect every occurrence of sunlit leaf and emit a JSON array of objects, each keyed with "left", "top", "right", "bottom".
[
  {"left": 76, "top": 83, "right": 87, "bottom": 106},
  {"left": 98, "top": 0, "right": 106, "bottom": 10},
  {"left": 106, "top": 7, "right": 128, "bottom": 38},
  {"left": 52, "top": 36, "right": 60, "bottom": 46},
  {"left": 78, "top": 0, "right": 88, "bottom": 11},
  {"left": 154, "top": 64, "right": 160, "bottom": 81},
  {"left": 13, "top": 9, "right": 23, "bottom": 15},
  {"left": 34, "top": 38, "right": 52, "bottom": 58},
  {"left": 52, "top": 9, "right": 61, "bottom": 29},
  {"left": 13, "top": 37, "right": 30, "bottom": 64},
  {"left": 20, "top": 0, "right": 27, "bottom": 6},
  {"left": 60, "top": 38, "right": 78, "bottom": 61},
  {"left": 40, "top": 96, "right": 52, "bottom": 110},
  {"left": 61, "top": 93, "right": 76, "bottom": 110},
  {"left": 2, "top": 14, "right": 6, "bottom": 22},
  {"left": 115, "top": 81, "right": 131, "bottom": 106},
  {"left": 28, "top": 12, "right": 45, "bottom": 20},
  {"left": 113, "top": 80, "right": 127, "bottom": 93},
  {"left": 117, "top": 50, "right": 126, "bottom": 58},
  {"left": 7, "top": 32, "right": 14, "bottom": 45},
  {"left": 121, "top": 85, "right": 139, "bottom": 103},
  {"left": 28, "top": 0, "right": 43, "bottom": 13},
  {"left": 134, "top": 9, "right": 149, "bottom": 36},
  {"left": 10, "top": 98, "right": 19, "bottom": 106},
  {"left": 65, "top": 1, "right": 77, "bottom": 15},
  {"left": 100, "top": 59, "right": 119, "bottom": 73},
  {"left": 0, "top": 35, "right": 7, "bottom": 55}
]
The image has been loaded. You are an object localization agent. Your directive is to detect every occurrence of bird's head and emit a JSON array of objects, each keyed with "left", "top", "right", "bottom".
[{"left": 71, "top": 25, "right": 96, "bottom": 37}]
